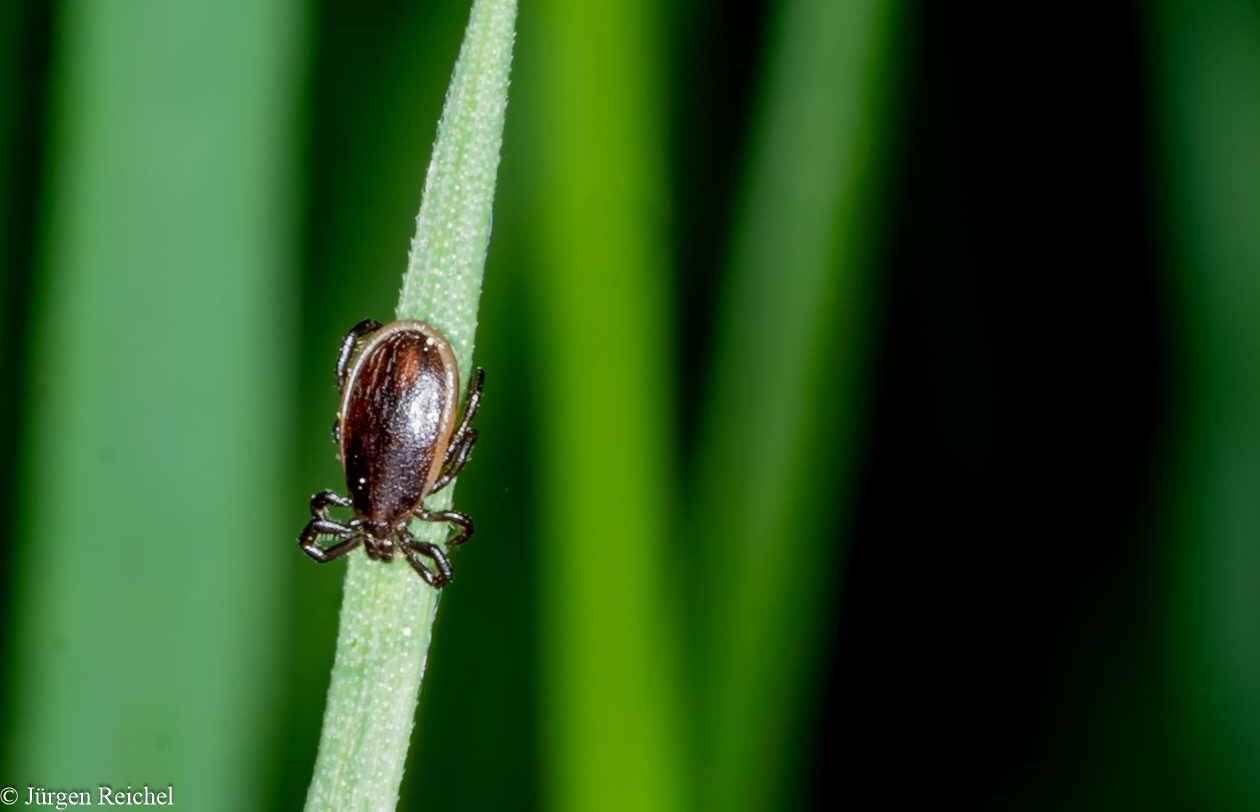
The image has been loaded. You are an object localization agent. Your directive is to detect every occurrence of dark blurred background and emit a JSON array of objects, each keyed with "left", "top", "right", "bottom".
[
  {"left": 824, "top": 2, "right": 1167, "bottom": 808},
  {"left": 3, "top": 0, "right": 1260, "bottom": 809}
]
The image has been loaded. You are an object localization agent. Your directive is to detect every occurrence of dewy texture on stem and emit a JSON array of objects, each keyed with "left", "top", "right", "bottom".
[
  {"left": 304, "top": 1, "right": 516, "bottom": 810},
  {"left": 398, "top": 0, "right": 516, "bottom": 385}
]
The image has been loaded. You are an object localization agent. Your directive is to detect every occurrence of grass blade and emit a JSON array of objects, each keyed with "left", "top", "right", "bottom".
[
  {"left": 524, "top": 0, "right": 689, "bottom": 808},
  {"left": 303, "top": 1, "right": 517, "bottom": 809},
  {"left": 693, "top": 0, "right": 901, "bottom": 808},
  {"left": 5, "top": 0, "right": 305, "bottom": 804},
  {"left": 1149, "top": 0, "right": 1260, "bottom": 804}
]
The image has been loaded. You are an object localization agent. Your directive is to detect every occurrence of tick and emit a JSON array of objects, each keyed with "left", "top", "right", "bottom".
[{"left": 298, "top": 318, "right": 483, "bottom": 587}]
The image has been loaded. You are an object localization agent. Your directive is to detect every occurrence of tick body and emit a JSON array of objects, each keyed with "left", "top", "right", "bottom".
[{"left": 299, "top": 318, "right": 483, "bottom": 587}]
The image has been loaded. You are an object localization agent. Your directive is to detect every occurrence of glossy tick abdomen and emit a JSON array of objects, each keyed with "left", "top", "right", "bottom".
[
  {"left": 300, "top": 318, "right": 480, "bottom": 588},
  {"left": 340, "top": 324, "right": 458, "bottom": 532}
]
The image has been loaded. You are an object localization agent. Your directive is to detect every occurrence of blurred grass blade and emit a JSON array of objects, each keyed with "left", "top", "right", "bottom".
[
  {"left": 527, "top": 0, "right": 688, "bottom": 809},
  {"left": 1149, "top": 0, "right": 1260, "bottom": 804},
  {"left": 693, "top": 0, "right": 901, "bottom": 809},
  {"left": 0, "top": 0, "right": 46, "bottom": 625},
  {"left": 303, "top": 1, "right": 516, "bottom": 810},
  {"left": 5, "top": 0, "right": 305, "bottom": 805}
]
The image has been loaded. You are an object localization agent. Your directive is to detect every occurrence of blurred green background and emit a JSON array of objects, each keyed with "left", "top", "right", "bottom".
[{"left": 4, "top": 0, "right": 1260, "bottom": 809}]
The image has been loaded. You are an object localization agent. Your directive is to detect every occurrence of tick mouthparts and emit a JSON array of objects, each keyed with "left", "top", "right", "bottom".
[{"left": 364, "top": 520, "right": 392, "bottom": 538}]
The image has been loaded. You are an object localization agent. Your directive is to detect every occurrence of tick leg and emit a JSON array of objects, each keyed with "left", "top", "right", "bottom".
[
  {"left": 415, "top": 507, "right": 474, "bottom": 547},
  {"left": 427, "top": 368, "right": 484, "bottom": 496},
  {"left": 403, "top": 543, "right": 453, "bottom": 587},
  {"left": 450, "top": 368, "right": 485, "bottom": 445},
  {"left": 299, "top": 519, "right": 363, "bottom": 563},
  {"left": 335, "top": 318, "right": 383, "bottom": 391},
  {"left": 300, "top": 490, "right": 363, "bottom": 562},
  {"left": 310, "top": 489, "right": 353, "bottom": 521},
  {"left": 429, "top": 429, "right": 478, "bottom": 496},
  {"left": 397, "top": 524, "right": 452, "bottom": 587}
]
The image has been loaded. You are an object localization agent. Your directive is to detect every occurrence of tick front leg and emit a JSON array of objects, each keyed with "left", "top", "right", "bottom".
[
  {"left": 299, "top": 518, "right": 363, "bottom": 563},
  {"left": 415, "top": 507, "right": 475, "bottom": 547},
  {"left": 299, "top": 490, "right": 363, "bottom": 562},
  {"left": 397, "top": 523, "right": 453, "bottom": 587},
  {"left": 309, "top": 489, "right": 352, "bottom": 521},
  {"left": 335, "top": 318, "right": 383, "bottom": 391}
]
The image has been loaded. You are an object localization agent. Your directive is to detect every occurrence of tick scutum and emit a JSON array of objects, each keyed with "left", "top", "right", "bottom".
[{"left": 339, "top": 321, "right": 459, "bottom": 535}]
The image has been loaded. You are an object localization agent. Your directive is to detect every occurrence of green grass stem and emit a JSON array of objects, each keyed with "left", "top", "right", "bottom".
[{"left": 302, "top": 1, "right": 516, "bottom": 810}]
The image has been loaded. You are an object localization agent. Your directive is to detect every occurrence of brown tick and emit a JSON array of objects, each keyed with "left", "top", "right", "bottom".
[{"left": 298, "top": 318, "right": 483, "bottom": 587}]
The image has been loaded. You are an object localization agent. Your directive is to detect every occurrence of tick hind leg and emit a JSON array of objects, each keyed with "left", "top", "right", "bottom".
[
  {"left": 335, "top": 318, "right": 383, "bottom": 390},
  {"left": 428, "top": 368, "right": 484, "bottom": 496},
  {"left": 397, "top": 523, "right": 453, "bottom": 587},
  {"left": 453, "top": 369, "right": 485, "bottom": 441},
  {"left": 299, "top": 489, "right": 363, "bottom": 563}
]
